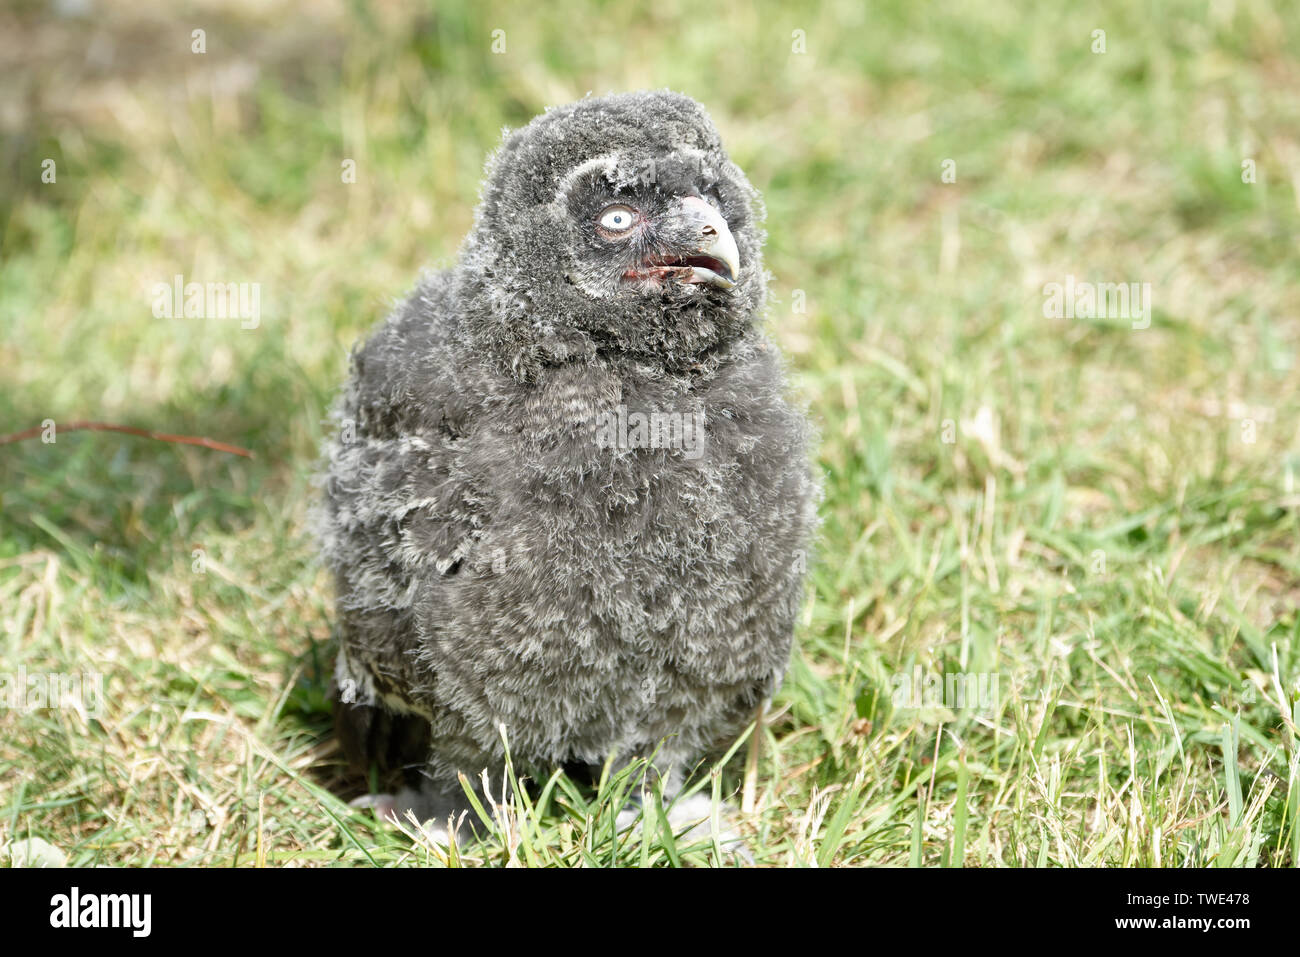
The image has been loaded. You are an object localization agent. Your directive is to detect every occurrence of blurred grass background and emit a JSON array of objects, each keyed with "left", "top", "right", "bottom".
[{"left": 2, "top": 0, "right": 1299, "bottom": 866}]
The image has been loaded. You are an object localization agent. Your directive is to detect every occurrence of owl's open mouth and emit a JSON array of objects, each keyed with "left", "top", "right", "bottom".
[
  {"left": 624, "top": 255, "right": 736, "bottom": 289},
  {"left": 618, "top": 197, "right": 740, "bottom": 291}
]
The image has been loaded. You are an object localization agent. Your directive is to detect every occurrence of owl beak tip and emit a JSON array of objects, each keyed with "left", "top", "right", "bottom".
[{"left": 675, "top": 196, "right": 740, "bottom": 289}]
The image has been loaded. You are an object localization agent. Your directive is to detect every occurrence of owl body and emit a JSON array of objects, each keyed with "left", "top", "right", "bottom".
[{"left": 317, "top": 91, "right": 818, "bottom": 802}]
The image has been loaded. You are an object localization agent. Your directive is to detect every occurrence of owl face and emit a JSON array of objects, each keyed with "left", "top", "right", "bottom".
[
  {"left": 556, "top": 147, "right": 751, "bottom": 301},
  {"left": 460, "top": 92, "right": 766, "bottom": 366}
]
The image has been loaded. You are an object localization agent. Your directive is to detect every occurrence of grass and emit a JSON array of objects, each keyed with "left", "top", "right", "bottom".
[{"left": 2, "top": 0, "right": 1299, "bottom": 867}]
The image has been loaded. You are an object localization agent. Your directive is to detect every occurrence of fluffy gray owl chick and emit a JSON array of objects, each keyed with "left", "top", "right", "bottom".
[{"left": 316, "top": 90, "right": 819, "bottom": 826}]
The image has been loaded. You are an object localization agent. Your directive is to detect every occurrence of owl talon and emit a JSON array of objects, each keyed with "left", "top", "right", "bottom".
[{"left": 349, "top": 792, "right": 400, "bottom": 824}]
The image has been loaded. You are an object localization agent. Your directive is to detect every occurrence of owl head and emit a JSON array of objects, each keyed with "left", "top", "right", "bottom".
[{"left": 457, "top": 91, "right": 767, "bottom": 377}]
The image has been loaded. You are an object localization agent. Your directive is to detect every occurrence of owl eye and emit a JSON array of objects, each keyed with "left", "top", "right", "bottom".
[{"left": 597, "top": 205, "right": 638, "bottom": 234}]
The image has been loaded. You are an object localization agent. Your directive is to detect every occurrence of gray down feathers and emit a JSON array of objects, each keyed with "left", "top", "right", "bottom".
[{"left": 315, "top": 90, "right": 820, "bottom": 799}]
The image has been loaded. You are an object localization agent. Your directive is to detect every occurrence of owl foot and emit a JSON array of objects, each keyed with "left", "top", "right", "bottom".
[
  {"left": 617, "top": 791, "right": 753, "bottom": 863},
  {"left": 349, "top": 787, "right": 462, "bottom": 845}
]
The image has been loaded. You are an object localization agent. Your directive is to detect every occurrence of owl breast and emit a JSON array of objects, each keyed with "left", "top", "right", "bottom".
[{"left": 399, "top": 351, "right": 811, "bottom": 767}]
